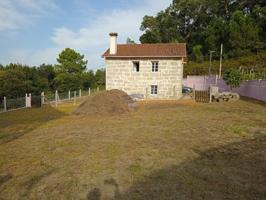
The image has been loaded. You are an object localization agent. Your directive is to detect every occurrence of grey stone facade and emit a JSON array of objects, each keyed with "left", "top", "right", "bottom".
[{"left": 105, "top": 58, "right": 184, "bottom": 100}]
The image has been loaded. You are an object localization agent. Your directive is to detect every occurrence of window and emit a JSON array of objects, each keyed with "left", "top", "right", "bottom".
[
  {"left": 133, "top": 61, "right": 140, "bottom": 72},
  {"left": 152, "top": 61, "right": 159, "bottom": 72},
  {"left": 151, "top": 85, "right": 158, "bottom": 95}
]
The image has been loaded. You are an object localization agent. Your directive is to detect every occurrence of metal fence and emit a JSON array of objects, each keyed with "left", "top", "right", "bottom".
[
  {"left": 42, "top": 87, "right": 103, "bottom": 107},
  {"left": 0, "top": 96, "right": 26, "bottom": 113},
  {"left": 0, "top": 87, "right": 103, "bottom": 114},
  {"left": 0, "top": 98, "right": 4, "bottom": 113}
]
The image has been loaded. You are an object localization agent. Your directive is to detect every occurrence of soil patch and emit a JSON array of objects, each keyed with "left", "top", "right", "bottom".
[{"left": 73, "top": 90, "right": 137, "bottom": 116}]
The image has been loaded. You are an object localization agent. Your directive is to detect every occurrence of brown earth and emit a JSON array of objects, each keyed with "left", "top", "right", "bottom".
[{"left": 73, "top": 89, "right": 136, "bottom": 116}]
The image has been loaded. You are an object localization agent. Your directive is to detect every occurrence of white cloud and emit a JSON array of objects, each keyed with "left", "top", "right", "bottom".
[
  {"left": 0, "top": 0, "right": 58, "bottom": 32},
  {"left": 0, "top": 0, "right": 172, "bottom": 70},
  {"left": 1, "top": 47, "right": 60, "bottom": 66},
  {"left": 49, "top": 0, "right": 172, "bottom": 69},
  {"left": 0, "top": 1, "right": 28, "bottom": 31}
]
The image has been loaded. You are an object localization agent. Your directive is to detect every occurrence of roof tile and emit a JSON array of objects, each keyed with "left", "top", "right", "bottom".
[{"left": 102, "top": 43, "right": 187, "bottom": 58}]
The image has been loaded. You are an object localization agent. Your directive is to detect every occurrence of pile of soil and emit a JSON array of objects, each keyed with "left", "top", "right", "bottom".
[{"left": 74, "top": 89, "right": 137, "bottom": 116}]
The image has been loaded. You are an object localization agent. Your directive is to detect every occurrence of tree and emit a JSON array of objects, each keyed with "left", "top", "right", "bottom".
[
  {"left": 56, "top": 48, "right": 87, "bottom": 74},
  {"left": 139, "top": 0, "right": 266, "bottom": 60},
  {"left": 54, "top": 73, "right": 84, "bottom": 92},
  {"left": 140, "top": 15, "right": 161, "bottom": 43},
  {"left": 38, "top": 64, "right": 56, "bottom": 91},
  {"left": 0, "top": 64, "right": 36, "bottom": 98},
  {"left": 55, "top": 48, "right": 88, "bottom": 92},
  {"left": 223, "top": 68, "right": 242, "bottom": 89},
  {"left": 94, "top": 69, "right": 106, "bottom": 88},
  {"left": 82, "top": 70, "right": 95, "bottom": 89},
  {"left": 126, "top": 37, "right": 136, "bottom": 44},
  {"left": 192, "top": 45, "right": 204, "bottom": 62},
  {"left": 228, "top": 11, "right": 260, "bottom": 57}
]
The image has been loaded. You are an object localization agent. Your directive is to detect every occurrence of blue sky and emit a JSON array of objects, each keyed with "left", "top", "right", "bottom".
[{"left": 0, "top": 0, "right": 172, "bottom": 70}]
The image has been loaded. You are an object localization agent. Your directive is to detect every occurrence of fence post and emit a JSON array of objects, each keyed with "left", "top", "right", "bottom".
[
  {"left": 193, "top": 84, "right": 196, "bottom": 103},
  {"left": 3, "top": 96, "right": 7, "bottom": 112},
  {"left": 145, "top": 87, "right": 148, "bottom": 100},
  {"left": 74, "top": 91, "right": 76, "bottom": 105},
  {"left": 68, "top": 90, "right": 71, "bottom": 100},
  {"left": 79, "top": 89, "right": 82, "bottom": 97},
  {"left": 41, "top": 92, "right": 45, "bottom": 106},
  {"left": 55, "top": 90, "right": 58, "bottom": 107},
  {"left": 29, "top": 93, "right": 32, "bottom": 108},
  {"left": 173, "top": 85, "right": 176, "bottom": 97},
  {"left": 25, "top": 93, "right": 28, "bottom": 108},
  {"left": 97, "top": 87, "right": 99, "bottom": 92},
  {"left": 209, "top": 87, "right": 212, "bottom": 103},
  {"left": 89, "top": 88, "right": 91, "bottom": 96}
]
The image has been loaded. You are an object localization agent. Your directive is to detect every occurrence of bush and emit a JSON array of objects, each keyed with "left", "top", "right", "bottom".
[{"left": 223, "top": 68, "right": 242, "bottom": 89}]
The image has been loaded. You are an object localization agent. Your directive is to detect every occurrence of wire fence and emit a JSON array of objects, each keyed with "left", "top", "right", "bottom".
[
  {"left": 0, "top": 99, "right": 4, "bottom": 113},
  {"left": 6, "top": 97, "right": 26, "bottom": 110},
  {"left": 0, "top": 87, "right": 104, "bottom": 114},
  {"left": 43, "top": 89, "right": 90, "bottom": 105},
  {"left": 0, "top": 96, "right": 26, "bottom": 113}
]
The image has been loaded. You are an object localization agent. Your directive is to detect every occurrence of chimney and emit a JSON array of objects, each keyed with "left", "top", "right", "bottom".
[{"left": 109, "top": 32, "right": 118, "bottom": 55}]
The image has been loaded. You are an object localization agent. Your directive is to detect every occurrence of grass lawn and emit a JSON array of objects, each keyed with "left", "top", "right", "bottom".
[{"left": 0, "top": 99, "right": 265, "bottom": 200}]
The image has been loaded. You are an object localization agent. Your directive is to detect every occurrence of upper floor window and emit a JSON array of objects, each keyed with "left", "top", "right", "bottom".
[
  {"left": 152, "top": 61, "right": 159, "bottom": 72},
  {"left": 133, "top": 61, "right": 140, "bottom": 72}
]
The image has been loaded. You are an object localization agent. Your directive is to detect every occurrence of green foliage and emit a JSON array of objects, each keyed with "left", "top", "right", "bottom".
[
  {"left": 223, "top": 68, "right": 242, "bottom": 89},
  {"left": 94, "top": 69, "right": 105, "bottom": 87},
  {"left": 56, "top": 48, "right": 87, "bottom": 74},
  {"left": 0, "top": 49, "right": 106, "bottom": 98},
  {"left": 184, "top": 51, "right": 266, "bottom": 78},
  {"left": 126, "top": 37, "right": 136, "bottom": 44},
  {"left": 0, "top": 63, "right": 54, "bottom": 98},
  {"left": 140, "top": 0, "right": 266, "bottom": 59},
  {"left": 55, "top": 48, "right": 90, "bottom": 92},
  {"left": 228, "top": 11, "right": 260, "bottom": 56},
  {"left": 192, "top": 45, "right": 204, "bottom": 62}
]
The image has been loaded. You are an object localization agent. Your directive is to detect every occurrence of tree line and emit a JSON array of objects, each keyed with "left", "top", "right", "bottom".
[
  {"left": 140, "top": 0, "right": 266, "bottom": 61},
  {"left": 0, "top": 48, "right": 105, "bottom": 98}
]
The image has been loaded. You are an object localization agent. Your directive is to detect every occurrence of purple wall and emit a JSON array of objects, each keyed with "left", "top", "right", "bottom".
[{"left": 183, "top": 76, "right": 266, "bottom": 102}]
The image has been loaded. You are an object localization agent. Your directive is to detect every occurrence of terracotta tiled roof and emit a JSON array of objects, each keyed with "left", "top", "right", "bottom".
[{"left": 102, "top": 43, "right": 187, "bottom": 58}]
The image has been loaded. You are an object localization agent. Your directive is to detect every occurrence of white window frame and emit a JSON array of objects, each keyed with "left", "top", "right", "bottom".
[
  {"left": 132, "top": 61, "right": 140, "bottom": 72},
  {"left": 151, "top": 85, "right": 158, "bottom": 95},
  {"left": 152, "top": 61, "right": 159, "bottom": 72}
]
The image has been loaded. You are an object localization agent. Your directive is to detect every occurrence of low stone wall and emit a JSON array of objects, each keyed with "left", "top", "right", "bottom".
[{"left": 183, "top": 76, "right": 266, "bottom": 102}]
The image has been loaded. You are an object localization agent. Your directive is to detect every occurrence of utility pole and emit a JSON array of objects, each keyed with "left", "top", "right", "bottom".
[
  {"left": 219, "top": 43, "right": 223, "bottom": 79},
  {"left": 208, "top": 50, "right": 215, "bottom": 77}
]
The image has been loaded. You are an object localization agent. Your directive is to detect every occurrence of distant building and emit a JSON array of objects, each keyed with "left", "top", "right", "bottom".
[{"left": 102, "top": 33, "right": 187, "bottom": 100}]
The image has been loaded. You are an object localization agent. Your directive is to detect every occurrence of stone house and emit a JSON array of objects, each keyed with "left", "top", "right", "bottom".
[{"left": 102, "top": 33, "right": 187, "bottom": 100}]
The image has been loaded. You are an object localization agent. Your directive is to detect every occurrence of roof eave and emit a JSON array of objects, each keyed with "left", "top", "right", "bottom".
[{"left": 103, "top": 55, "right": 187, "bottom": 59}]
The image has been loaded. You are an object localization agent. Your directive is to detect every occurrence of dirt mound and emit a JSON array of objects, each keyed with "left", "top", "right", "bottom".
[{"left": 74, "top": 89, "right": 137, "bottom": 116}]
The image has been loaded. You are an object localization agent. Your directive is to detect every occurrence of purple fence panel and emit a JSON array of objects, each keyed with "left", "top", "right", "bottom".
[
  {"left": 183, "top": 76, "right": 218, "bottom": 90},
  {"left": 183, "top": 76, "right": 266, "bottom": 102}
]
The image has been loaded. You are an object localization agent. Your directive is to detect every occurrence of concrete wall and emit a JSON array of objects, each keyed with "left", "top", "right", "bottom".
[
  {"left": 106, "top": 58, "right": 183, "bottom": 99},
  {"left": 183, "top": 76, "right": 266, "bottom": 102}
]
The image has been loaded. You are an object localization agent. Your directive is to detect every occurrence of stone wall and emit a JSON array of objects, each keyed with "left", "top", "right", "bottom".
[{"left": 105, "top": 58, "right": 183, "bottom": 99}]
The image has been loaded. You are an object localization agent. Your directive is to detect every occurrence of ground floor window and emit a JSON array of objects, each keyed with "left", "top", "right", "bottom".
[{"left": 151, "top": 85, "right": 158, "bottom": 95}]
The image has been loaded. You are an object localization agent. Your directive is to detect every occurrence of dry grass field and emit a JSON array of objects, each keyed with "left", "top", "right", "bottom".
[{"left": 0, "top": 99, "right": 265, "bottom": 200}]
